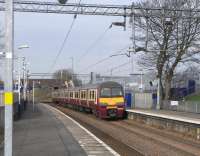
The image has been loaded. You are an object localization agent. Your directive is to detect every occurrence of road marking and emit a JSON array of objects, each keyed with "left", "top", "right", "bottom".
[{"left": 48, "top": 104, "right": 120, "bottom": 156}]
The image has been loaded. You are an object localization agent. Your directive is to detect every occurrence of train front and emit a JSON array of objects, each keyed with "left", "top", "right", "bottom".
[{"left": 98, "top": 82, "right": 125, "bottom": 119}]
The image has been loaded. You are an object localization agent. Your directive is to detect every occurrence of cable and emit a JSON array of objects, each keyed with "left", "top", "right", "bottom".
[
  {"left": 77, "top": 26, "right": 111, "bottom": 63},
  {"left": 48, "top": 18, "right": 76, "bottom": 73},
  {"left": 47, "top": 0, "right": 82, "bottom": 75},
  {"left": 79, "top": 57, "right": 111, "bottom": 73},
  {"left": 101, "top": 61, "right": 131, "bottom": 75},
  {"left": 79, "top": 44, "right": 131, "bottom": 73}
]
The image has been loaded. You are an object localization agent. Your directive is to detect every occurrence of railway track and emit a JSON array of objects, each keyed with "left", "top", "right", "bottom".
[{"left": 50, "top": 103, "right": 200, "bottom": 156}]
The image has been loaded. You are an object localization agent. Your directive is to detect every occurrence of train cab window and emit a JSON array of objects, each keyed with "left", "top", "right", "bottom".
[
  {"left": 111, "top": 88, "right": 123, "bottom": 97},
  {"left": 100, "top": 88, "right": 111, "bottom": 97}
]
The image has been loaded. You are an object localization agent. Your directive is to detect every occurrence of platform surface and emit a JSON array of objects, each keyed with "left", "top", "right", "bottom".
[
  {"left": 126, "top": 109, "right": 200, "bottom": 125},
  {"left": 0, "top": 103, "right": 119, "bottom": 156}
]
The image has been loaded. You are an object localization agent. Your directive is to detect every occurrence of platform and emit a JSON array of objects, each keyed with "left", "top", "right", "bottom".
[
  {"left": 126, "top": 109, "right": 200, "bottom": 140},
  {"left": 0, "top": 103, "right": 119, "bottom": 156}
]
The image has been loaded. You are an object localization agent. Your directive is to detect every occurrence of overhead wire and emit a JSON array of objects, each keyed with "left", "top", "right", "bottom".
[
  {"left": 79, "top": 44, "right": 131, "bottom": 73},
  {"left": 46, "top": 0, "right": 82, "bottom": 77},
  {"left": 77, "top": 26, "right": 111, "bottom": 63},
  {"left": 101, "top": 61, "right": 131, "bottom": 75},
  {"left": 109, "top": 66, "right": 133, "bottom": 75},
  {"left": 48, "top": 18, "right": 76, "bottom": 73}
]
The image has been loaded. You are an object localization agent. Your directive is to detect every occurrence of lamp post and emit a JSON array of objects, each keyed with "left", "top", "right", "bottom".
[
  {"left": 69, "top": 57, "right": 74, "bottom": 83},
  {"left": 32, "top": 80, "right": 40, "bottom": 112},
  {"left": 70, "top": 57, "right": 74, "bottom": 72},
  {"left": 4, "top": 0, "right": 14, "bottom": 155},
  {"left": 15, "top": 45, "right": 29, "bottom": 112},
  {"left": 22, "top": 61, "right": 30, "bottom": 108},
  {"left": 32, "top": 80, "right": 35, "bottom": 112},
  {"left": 16, "top": 44, "right": 29, "bottom": 114},
  {"left": 17, "top": 57, "right": 22, "bottom": 116}
]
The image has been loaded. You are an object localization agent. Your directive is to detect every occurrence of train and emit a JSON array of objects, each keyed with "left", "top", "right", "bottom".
[{"left": 52, "top": 81, "right": 125, "bottom": 119}]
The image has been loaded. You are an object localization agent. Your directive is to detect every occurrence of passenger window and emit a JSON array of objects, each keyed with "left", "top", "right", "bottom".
[{"left": 90, "top": 91, "right": 92, "bottom": 100}]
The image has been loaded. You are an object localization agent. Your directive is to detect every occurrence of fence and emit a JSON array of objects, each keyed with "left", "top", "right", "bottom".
[
  {"left": 0, "top": 92, "right": 4, "bottom": 128},
  {"left": 133, "top": 92, "right": 157, "bottom": 109},
  {"left": 162, "top": 100, "right": 200, "bottom": 114}
]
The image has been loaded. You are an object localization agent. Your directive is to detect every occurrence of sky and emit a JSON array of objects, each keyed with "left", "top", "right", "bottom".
[{"left": 1, "top": 0, "right": 142, "bottom": 78}]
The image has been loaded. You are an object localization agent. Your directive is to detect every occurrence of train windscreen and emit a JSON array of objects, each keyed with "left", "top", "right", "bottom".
[
  {"left": 111, "top": 87, "right": 123, "bottom": 97},
  {"left": 100, "top": 88, "right": 111, "bottom": 97},
  {"left": 100, "top": 87, "right": 123, "bottom": 97}
]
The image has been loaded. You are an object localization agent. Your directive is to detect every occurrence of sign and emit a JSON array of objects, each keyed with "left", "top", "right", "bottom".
[{"left": 171, "top": 101, "right": 179, "bottom": 106}]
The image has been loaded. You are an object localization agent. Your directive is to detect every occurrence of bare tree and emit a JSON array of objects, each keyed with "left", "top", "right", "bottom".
[
  {"left": 134, "top": 0, "right": 200, "bottom": 101},
  {"left": 53, "top": 69, "right": 82, "bottom": 87}
]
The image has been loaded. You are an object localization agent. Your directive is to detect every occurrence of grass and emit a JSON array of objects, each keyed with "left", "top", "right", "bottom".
[{"left": 185, "top": 94, "right": 200, "bottom": 101}]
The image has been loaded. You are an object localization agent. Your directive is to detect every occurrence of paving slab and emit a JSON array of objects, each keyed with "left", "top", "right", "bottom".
[
  {"left": 0, "top": 103, "right": 87, "bottom": 156},
  {"left": 0, "top": 103, "right": 119, "bottom": 156}
]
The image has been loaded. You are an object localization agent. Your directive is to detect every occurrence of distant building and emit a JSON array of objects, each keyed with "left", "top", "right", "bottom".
[{"left": 95, "top": 72, "right": 157, "bottom": 92}]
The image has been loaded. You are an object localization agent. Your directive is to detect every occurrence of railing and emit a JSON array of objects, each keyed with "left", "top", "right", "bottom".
[
  {"left": 162, "top": 100, "right": 200, "bottom": 114},
  {"left": 0, "top": 92, "right": 4, "bottom": 128},
  {"left": 0, "top": 92, "right": 3, "bottom": 107}
]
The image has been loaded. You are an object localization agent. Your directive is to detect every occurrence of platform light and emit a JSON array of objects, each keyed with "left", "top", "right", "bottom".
[
  {"left": 18, "top": 44, "right": 29, "bottom": 49},
  {"left": 58, "top": 0, "right": 68, "bottom": 4},
  {"left": 0, "top": 51, "right": 5, "bottom": 55}
]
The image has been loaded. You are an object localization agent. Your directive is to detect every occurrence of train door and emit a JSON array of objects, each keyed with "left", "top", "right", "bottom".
[{"left": 125, "top": 93, "right": 132, "bottom": 108}]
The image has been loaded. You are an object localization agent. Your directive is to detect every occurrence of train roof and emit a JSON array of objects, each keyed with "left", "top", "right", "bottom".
[
  {"left": 78, "top": 81, "right": 123, "bottom": 90},
  {"left": 56, "top": 81, "right": 123, "bottom": 91}
]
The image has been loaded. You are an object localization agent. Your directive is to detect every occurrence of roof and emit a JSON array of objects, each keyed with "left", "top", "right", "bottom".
[{"left": 61, "top": 81, "right": 123, "bottom": 91}]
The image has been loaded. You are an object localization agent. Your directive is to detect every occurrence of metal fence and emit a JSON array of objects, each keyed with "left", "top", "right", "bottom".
[
  {"left": 162, "top": 100, "right": 200, "bottom": 114},
  {"left": 134, "top": 92, "right": 155, "bottom": 109},
  {"left": 0, "top": 92, "right": 4, "bottom": 128}
]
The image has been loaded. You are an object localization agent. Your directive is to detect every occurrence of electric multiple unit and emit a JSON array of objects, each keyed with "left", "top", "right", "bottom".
[{"left": 52, "top": 81, "right": 125, "bottom": 119}]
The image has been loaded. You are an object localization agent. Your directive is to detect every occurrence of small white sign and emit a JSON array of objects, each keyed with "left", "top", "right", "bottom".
[
  {"left": 171, "top": 101, "right": 179, "bottom": 106},
  {"left": 6, "top": 53, "right": 12, "bottom": 59}
]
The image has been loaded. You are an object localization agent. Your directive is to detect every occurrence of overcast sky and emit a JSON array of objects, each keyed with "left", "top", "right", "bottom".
[{"left": 1, "top": 0, "right": 142, "bottom": 78}]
